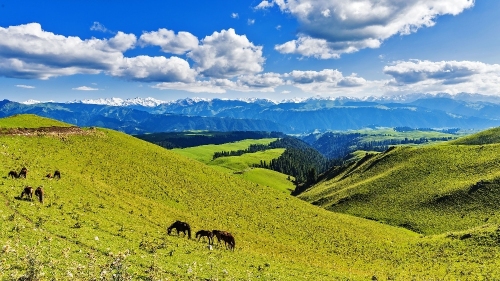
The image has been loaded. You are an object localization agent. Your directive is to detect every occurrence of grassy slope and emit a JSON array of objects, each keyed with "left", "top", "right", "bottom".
[
  {"left": 1, "top": 115, "right": 500, "bottom": 280},
  {"left": 173, "top": 140, "right": 295, "bottom": 193},
  {"left": 300, "top": 128, "right": 500, "bottom": 236},
  {"left": 354, "top": 128, "right": 457, "bottom": 142},
  {"left": 0, "top": 114, "right": 72, "bottom": 128}
]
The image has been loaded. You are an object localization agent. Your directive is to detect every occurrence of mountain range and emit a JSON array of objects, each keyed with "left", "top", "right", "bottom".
[{"left": 4, "top": 93, "right": 500, "bottom": 134}]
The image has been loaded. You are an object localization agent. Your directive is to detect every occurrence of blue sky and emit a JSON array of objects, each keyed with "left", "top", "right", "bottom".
[{"left": 1, "top": 0, "right": 499, "bottom": 102}]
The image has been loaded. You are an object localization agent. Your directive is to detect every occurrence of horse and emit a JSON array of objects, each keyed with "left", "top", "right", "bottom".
[
  {"left": 46, "top": 173, "right": 52, "bottom": 178},
  {"left": 8, "top": 170, "right": 18, "bottom": 179},
  {"left": 34, "top": 187, "right": 44, "bottom": 203},
  {"left": 18, "top": 167, "right": 27, "bottom": 178},
  {"left": 20, "top": 186, "right": 33, "bottom": 201},
  {"left": 212, "top": 230, "right": 235, "bottom": 250},
  {"left": 53, "top": 170, "right": 61, "bottom": 179},
  {"left": 167, "top": 220, "right": 192, "bottom": 239},
  {"left": 220, "top": 232, "right": 235, "bottom": 250},
  {"left": 195, "top": 230, "right": 214, "bottom": 244}
]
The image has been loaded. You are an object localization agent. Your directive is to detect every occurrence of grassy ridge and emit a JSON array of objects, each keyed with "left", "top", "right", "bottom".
[
  {"left": 0, "top": 114, "right": 72, "bottom": 128},
  {"left": 300, "top": 128, "right": 500, "bottom": 236},
  {"left": 1, "top": 115, "right": 500, "bottom": 280}
]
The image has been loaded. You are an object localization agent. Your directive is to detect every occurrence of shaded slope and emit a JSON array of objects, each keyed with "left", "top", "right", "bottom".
[{"left": 2, "top": 115, "right": 500, "bottom": 279}]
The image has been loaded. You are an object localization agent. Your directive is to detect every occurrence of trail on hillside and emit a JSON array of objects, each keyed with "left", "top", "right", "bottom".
[{"left": 0, "top": 126, "right": 98, "bottom": 137}]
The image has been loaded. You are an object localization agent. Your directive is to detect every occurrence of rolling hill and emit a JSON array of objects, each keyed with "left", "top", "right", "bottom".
[
  {"left": 299, "top": 127, "right": 500, "bottom": 236},
  {"left": 1, "top": 115, "right": 500, "bottom": 280}
]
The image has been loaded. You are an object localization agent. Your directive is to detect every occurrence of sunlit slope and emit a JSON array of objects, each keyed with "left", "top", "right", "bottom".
[
  {"left": 2, "top": 115, "right": 500, "bottom": 280},
  {"left": 173, "top": 140, "right": 295, "bottom": 193},
  {"left": 451, "top": 126, "right": 500, "bottom": 145},
  {"left": 300, "top": 134, "right": 500, "bottom": 235},
  {"left": 0, "top": 113, "right": 72, "bottom": 128}
]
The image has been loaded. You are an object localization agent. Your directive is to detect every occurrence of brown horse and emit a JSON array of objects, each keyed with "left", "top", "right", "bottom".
[
  {"left": 34, "top": 187, "right": 44, "bottom": 203},
  {"left": 212, "top": 230, "right": 235, "bottom": 250},
  {"left": 20, "top": 186, "right": 33, "bottom": 201},
  {"left": 18, "top": 167, "right": 27, "bottom": 178},
  {"left": 8, "top": 170, "right": 18, "bottom": 178},
  {"left": 53, "top": 170, "right": 61, "bottom": 179},
  {"left": 220, "top": 232, "right": 235, "bottom": 250},
  {"left": 195, "top": 230, "right": 214, "bottom": 244},
  {"left": 167, "top": 220, "right": 192, "bottom": 239}
]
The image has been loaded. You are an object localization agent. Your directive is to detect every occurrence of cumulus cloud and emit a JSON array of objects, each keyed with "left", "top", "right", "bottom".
[
  {"left": 187, "top": 28, "right": 265, "bottom": 78},
  {"left": 16, "top": 84, "right": 35, "bottom": 89},
  {"left": 110, "top": 55, "right": 197, "bottom": 82},
  {"left": 383, "top": 60, "right": 500, "bottom": 95},
  {"left": 0, "top": 23, "right": 135, "bottom": 79},
  {"left": 258, "top": 0, "right": 475, "bottom": 58},
  {"left": 72, "top": 86, "right": 99, "bottom": 91},
  {"left": 231, "top": 13, "right": 239, "bottom": 18},
  {"left": 139, "top": 28, "right": 199, "bottom": 55}
]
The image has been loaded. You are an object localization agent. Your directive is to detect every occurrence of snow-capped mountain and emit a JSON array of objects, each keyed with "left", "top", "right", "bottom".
[{"left": 70, "top": 97, "right": 167, "bottom": 107}]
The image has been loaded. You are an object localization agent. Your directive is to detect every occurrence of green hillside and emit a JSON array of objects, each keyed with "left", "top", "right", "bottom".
[
  {"left": 300, "top": 129, "right": 500, "bottom": 236},
  {"left": 172, "top": 140, "right": 296, "bottom": 193},
  {"left": 0, "top": 114, "right": 72, "bottom": 128},
  {"left": 2, "top": 115, "right": 500, "bottom": 280},
  {"left": 451, "top": 126, "right": 500, "bottom": 145}
]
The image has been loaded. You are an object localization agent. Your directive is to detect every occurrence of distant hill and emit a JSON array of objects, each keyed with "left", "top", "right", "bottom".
[
  {"left": 299, "top": 128, "right": 500, "bottom": 235},
  {"left": 3, "top": 114, "right": 500, "bottom": 279}
]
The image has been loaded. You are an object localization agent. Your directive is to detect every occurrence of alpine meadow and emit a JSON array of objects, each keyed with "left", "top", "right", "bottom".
[{"left": 1, "top": 114, "right": 500, "bottom": 280}]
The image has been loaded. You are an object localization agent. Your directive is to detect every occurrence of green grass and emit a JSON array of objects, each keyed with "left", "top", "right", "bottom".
[
  {"left": 0, "top": 114, "right": 72, "bottom": 128},
  {"left": 171, "top": 140, "right": 297, "bottom": 193},
  {"left": 300, "top": 129, "right": 500, "bottom": 236},
  {"left": 172, "top": 138, "right": 277, "bottom": 163},
  {"left": 2, "top": 115, "right": 500, "bottom": 280},
  {"left": 451, "top": 127, "right": 500, "bottom": 145}
]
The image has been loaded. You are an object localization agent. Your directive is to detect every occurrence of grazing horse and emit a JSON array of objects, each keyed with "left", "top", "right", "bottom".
[
  {"left": 46, "top": 173, "right": 52, "bottom": 178},
  {"left": 20, "top": 186, "right": 33, "bottom": 201},
  {"left": 195, "top": 230, "right": 214, "bottom": 244},
  {"left": 212, "top": 230, "right": 235, "bottom": 250},
  {"left": 8, "top": 170, "right": 18, "bottom": 179},
  {"left": 18, "top": 167, "right": 27, "bottom": 178},
  {"left": 167, "top": 220, "right": 192, "bottom": 239},
  {"left": 34, "top": 187, "right": 44, "bottom": 203},
  {"left": 220, "top": 232, "right": 235, "bottom": 250},
  {"left": 53, "top": 170, "right": 61, "bottom": 179}
]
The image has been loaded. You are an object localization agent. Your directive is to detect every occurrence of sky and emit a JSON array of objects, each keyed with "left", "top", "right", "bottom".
[{"left": 1, "top": 0, "right": 499, "bottom": 103}]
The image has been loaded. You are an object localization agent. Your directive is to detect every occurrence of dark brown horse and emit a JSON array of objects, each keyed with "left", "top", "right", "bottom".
[
  {"left": 20, "top": 186, "right": 33, "bottom": 201},
  {"left": 18, "top": 167, "right": 27, "bottom": 178},
  {"left": 220, "top": 232, "right": 235, "bottom": 250},
  {"left": 8, "top": 170, "right": 18, "bottom": 178},
  {"left": 212, "top": 230, "right": 235, "bottom": 250},
  {"left": 167, "top": 220, "right": 191, "bottom": 239},
  {"left": 53, "top": 170, "right": 61, "bottom": 179},
  {"left": 34, "top": 187, "right": 44, "bottom": 203},
  {"left": 195, "top": 230, "right": 214, "bottom": 244}
]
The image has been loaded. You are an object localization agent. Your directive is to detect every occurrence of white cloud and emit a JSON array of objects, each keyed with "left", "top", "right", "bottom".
[
  {"left": 72, "top": 86, "right": 99, "bottom": 91},
  {"left": 248, "top": 19, "right": 256, "bottom": 25},
  {"left": 383, "top": 60, "right": 500, "bottom": 95},
  {"left": 139, "top": 28, "right": 199, "bottom": 55},
  {"left": 0, "top": 23, "right": 135, "bottom": 79},
  {"left": 231, "top": 13, "right": 239, "bottom": 18},
  {"left": 16, "top": 84, "right": 35, "bottom": 89},
  {"left": 187, "top": 28, "right": 265, "bottom": 78},
  {"left": 259, "top": 0, "right": 474, "bottom": 58},
  {"left": 90, "top": 22, "right": 111, "bottom": 33},
  {"left": 110, "top": 55, "right": 197, "bottom": 82}
]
